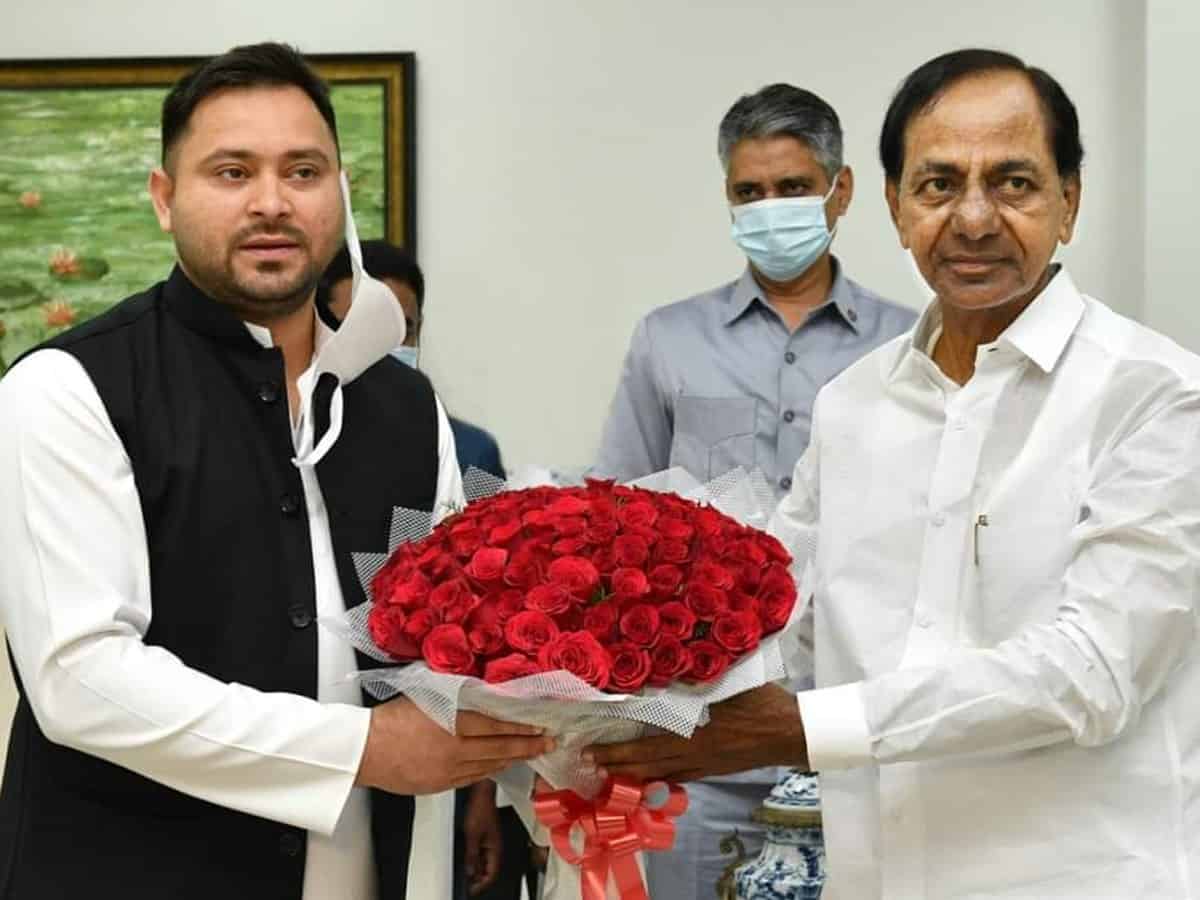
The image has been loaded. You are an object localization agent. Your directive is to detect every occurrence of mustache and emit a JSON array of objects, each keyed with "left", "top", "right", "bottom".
[{"left": 232, "top": 225, "right": 309, "bottom": 247}]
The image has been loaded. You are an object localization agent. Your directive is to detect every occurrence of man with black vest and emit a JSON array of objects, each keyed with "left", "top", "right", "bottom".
[{"left": 0, "top": 43, "right": 550, "bottom": 899}]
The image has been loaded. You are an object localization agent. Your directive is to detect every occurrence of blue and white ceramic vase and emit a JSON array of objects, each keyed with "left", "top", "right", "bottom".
[{"left": 733, "top": 770, "right": 825, "bottom": 900}]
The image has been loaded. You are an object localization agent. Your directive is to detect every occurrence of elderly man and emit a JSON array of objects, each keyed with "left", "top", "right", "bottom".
[
  {"left": 590, "top": 48, "right": 1200, "bottom": 899},
  {"left": 592, "top": 84, "right": 914, "bottom": 899},
  {"left": 0, "top": 43, "right": 549, "bottom": 899}
]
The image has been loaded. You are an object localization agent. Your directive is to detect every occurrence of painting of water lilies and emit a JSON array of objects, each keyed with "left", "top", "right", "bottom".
[{"left": 0, "top": 54, "right": 415, "bottom": 373}]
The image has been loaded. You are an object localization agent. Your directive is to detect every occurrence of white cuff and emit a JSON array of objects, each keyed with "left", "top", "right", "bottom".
[{"left": 797, "top": 682, "right": 872, "bottom": 771}]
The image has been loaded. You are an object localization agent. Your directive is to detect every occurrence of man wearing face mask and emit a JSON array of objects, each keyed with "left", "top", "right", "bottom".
[
  {"left": 592, "top": 83, "right": 916, "bottom": 899},
  {"left": 0, "top": 44, "right": 551, "bottom": 900},
  {"left": 324, "top": 240, "right": 506, "bottom": 481}
]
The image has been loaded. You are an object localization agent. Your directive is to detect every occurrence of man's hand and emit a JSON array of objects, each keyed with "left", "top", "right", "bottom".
[
  {"left": 356, "top": 697, "right": 553, "bottom": 795},
  {"left": 585, "top": 684, "right": 807, "bottom": 782},
  {"left": 463, "top": 781, "right": 503, "bottom": 896}
]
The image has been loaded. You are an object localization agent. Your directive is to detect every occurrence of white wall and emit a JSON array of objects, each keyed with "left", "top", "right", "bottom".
[
  {"left": 0, "top": 0, "right": 1171, "bottom": 771},
  {"left": 1144, "top": 0, "right": 1200, "bottom": 351}
]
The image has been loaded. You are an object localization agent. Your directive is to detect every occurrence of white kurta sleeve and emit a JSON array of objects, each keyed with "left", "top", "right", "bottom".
[{"left": 0, "top": 349, "right": 370, "bottom": 835}]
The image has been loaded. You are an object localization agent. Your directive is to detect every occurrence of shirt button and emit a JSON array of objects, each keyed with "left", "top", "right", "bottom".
[
  {"left": 917, "top": 614, "right": 934, "bottom": 629},
  {"left": 779, "top": 476, "right": 793, "bottom": 492},
  {"left": 784, "top": 351, "right": 796, "bottom": 364},
  {"left": 279, "top": 831, "right": 303, "bottom": 857},
  {"left": 280, "top": 493, "right": 302, "bottom": 517},
  {"left": 783, "top": 409, "right": 795, "bottom": 423},
  {"left": 846, "top": 308, "right": 858, "bottom": 323},
  {"left": 256, "top": 381, "right": 280, "bottom": 404},
  {"left": 288, "top": 605, "right": 313, "bottom": 629},
  {"left": 931, "top": 513, "right": 946, "bottom": 527}
]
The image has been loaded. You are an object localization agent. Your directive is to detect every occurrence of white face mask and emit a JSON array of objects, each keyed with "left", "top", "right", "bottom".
[
  {"left": 389, "top": 345, "right": 420, "bottom": 369},
  {"left": 730, "top": 178, "right": 839, "bottom": 282},
  {"left": 315, "top": 172, "right": 407, "bottom": 383}
]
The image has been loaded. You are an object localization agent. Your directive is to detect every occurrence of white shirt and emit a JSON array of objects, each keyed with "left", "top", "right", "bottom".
[
  {"left": 0, "top": 305, "right": 463, "bottom": 898},
  {"left": 771, "top": 269, "right": 1200, "bottom": 899}
]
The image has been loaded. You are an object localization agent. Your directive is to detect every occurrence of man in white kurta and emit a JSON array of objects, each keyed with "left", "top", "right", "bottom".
[{"left": 589, "top": 49, "right": 1200, "bottom": 899}]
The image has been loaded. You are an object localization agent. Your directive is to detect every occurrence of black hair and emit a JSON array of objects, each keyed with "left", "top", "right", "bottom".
[
  {"left": 161, "top": 42, "right": 338, "bottom": 166},
  {"left": 879, "top": 48, "right": 1083, "bottom": 182},
  {"left": 323, "top": 240, "right": 425, "bottom": 310}
]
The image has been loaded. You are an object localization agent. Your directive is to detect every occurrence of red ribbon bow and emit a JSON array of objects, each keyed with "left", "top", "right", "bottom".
[{"left": 533, "top": 776, "right": 688, "bottom": 900}]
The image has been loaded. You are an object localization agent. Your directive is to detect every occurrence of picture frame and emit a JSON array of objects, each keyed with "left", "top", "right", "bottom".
[{"left": 0, "top": 52, "right": 416, "bottom": 372}]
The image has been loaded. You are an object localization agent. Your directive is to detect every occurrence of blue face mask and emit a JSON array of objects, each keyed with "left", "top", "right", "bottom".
[
  {"left": 729, "top": 179, "right": 839, "bottom": 282},
  {"left": 389, "top": 345, "right": 420, "bottom": 369}
]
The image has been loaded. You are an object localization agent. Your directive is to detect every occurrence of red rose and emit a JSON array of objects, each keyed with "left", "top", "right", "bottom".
[
  {"left": 725, "top": 538, "right": 768, "bottom": 568},
  {"left": 658, "top": 601, "right": 697, "bottom": 640},
  {"left": 583, "top": 602, "right": 619, "bottom": 641},
  {"left": 591, "top": 547, "right": 618, "bottom": 575},
  {"left": 422, "top": 624, "right": 477, "bottom": 675},
  {"left": 495, "top": 589, "right": 527, "bottom": 622},
  {"left": 537, "top": 631, "right": 612, "bottom": 689},
  {"left": 586, "top": 520, "right": 620, "bottom": 545},
  {"left": 388, "top": 571, "right": 432, "bottom": 609},
  {"left": 417, "top": 545, "right": 458, "bottom": 579},
  {"left": 712, "top": 610, "right": 763, "bottom": 653},
  {"left": 693, "top": 509, "right": 725, "bottom": 539},
  {"left": 655, "top": 516, "right": 693, "bottom": 541},
  {"left": 619, "top": 603, "right": 661, "bottom": 647},
  {"left": 466, "top": 547, "right": 509, "bottom": 582},
  {"left": 685, "top": 582, "right": 728, "bottom": 622},
  {"left": 648, "top": 564, "right": 684, "bottom": 596},
  {"left": 449, "top": 523, "right": 484, "bottom": 557},
  {"left": 505, "top": 610, "right": 560, "bottom": 653},
  {"left": 429, "top": 578, "right": 481, "bottom": 624},
  {"left": 488, "top": 519, "right": 523, "bottom": 544},
  {"left": 727, "top": 590, "right": 758, "bottom": 613},
  {"left": 402, "top": 608, "right": 437, "bottom": 643},
  {"left": 609, "top": 641, "right": 652, "bottom": 692},
  {"left": 617, "top": 501, "right": 659, "bottom": 529},
  {"left": 692, "top": 559, "right": 736, "bottom": 591},
  {"left": 368, "top": 605, "right": 420, "bottom": 660},
  {"left": 685, "top": 640, "right": 731, "bottom": 683},
  {"left": 736, "top": 563, "right": 764, "bottom": 593},
  {"left": 656, "top": 540, "right": 691, "bottom": 565},
  {"left": 504, "top": 552, "right": 544, "bottom": 590},
  {"left": 484, "top": 653, "right": 542, "bottom": 684},
  {"left": 469, "top": 624, "right": 505, "bottom": 655},
  {"left": 758, "top": 532, "right": 793, "bottom": 565},
  {"left": 613, "top": 534, "right": 650, "bottom": 568},
  {"left": 551, "top": 516, "right": 588, "bottom": 537},
  {"left": 650, "top": 636, "right": 693, "bottom": 685},
  {"left": 525, "top": 583, "right": 575, "bottom": 615},
  {"left": 757, "top": 564, "right": 798, "bottom": 632},
  {"left": 610, "top": 567, "right": 651, "bottom": 599},
  {"left": 548, "top": 495, "right": 591, "bottom": 516},
  {"left": 547, "top": 556, "right": 600, "bottom": 598},
  {"left": 552, "top": 538, "right": 589, "bottom": 556}
]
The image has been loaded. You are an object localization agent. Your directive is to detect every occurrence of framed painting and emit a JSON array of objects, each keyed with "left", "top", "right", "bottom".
[{"left": 0, "top": 52, "right": 416, "bottom": 372}]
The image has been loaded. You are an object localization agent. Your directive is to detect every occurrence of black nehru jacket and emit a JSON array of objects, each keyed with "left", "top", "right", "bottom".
[{"left": 0, "top": 266, "right": 438, "bottom": 899}]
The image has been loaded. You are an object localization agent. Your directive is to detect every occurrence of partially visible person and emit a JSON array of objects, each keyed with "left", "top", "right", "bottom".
[
  {"left": 324, "top": 240, "right": 505, "bottom": 479},
  {"left": 591, "top": 82, "right": 916, "bottom": 900},
  {"left": 324, "top": 241, "right": 536, "bottom": 900}
]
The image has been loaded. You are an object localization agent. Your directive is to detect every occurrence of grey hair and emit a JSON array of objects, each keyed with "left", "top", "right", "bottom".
[{"left": 718, "top": 83, "right": 844, "bottom": 180}]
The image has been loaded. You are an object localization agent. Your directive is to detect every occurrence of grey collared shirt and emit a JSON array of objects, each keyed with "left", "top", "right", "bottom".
[{"left": 594, "top": 260, "right": 918, "bottom": 494}]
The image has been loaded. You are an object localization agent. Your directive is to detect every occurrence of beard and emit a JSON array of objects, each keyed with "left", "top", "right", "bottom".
[{"left": 174, "top": 221, "right": 333, "bottom": 323}]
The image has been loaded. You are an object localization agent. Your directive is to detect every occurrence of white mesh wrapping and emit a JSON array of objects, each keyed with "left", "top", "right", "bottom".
[{"left": 321, "top": 468, "right": 815, "bottom": 797}]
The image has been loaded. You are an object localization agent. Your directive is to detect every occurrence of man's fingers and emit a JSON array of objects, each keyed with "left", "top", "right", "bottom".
[
  {"left": 600, "top": 758, "right": 688, "bottom": 781},
  {"left": 586, "top": 734, "right": 687, "bottom": 767},
  {"left": 457, "top": 711, "right": 544, "bottom": 738},
  {"left": 460, "top": 734, "right": 555, "bottom": 763}
]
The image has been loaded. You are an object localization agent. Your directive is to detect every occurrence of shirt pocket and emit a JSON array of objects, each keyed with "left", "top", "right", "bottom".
[{"left": 669, "top": 395, "right": 757, "bottom": 481}]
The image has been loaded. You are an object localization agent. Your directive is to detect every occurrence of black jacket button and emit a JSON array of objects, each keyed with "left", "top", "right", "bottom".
[
  {"left": 257, "top": 382, "right": 280, "bottom": 404},
  {"left": 280, "top": 494, "right": 301, "bottom": 517},
  {"left": 289, "top": 606, "right": 313, "bottom": 629}
]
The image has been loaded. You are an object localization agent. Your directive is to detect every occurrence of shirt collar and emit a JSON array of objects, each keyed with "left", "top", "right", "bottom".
[
  {"left": 893, "top": 265, "right": 1085, "bottom": 382},
  {"left": 723, "top": 256, "right": 864, "bottom": 333}
]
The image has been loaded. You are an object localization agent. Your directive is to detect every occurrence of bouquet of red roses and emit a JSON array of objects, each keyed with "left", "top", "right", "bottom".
[
  {"left": 332, "top": 468, "right": 809, "bottom": 900},
  {"left": 366, "top": 478, "right": 798, "bottom": 693}
]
